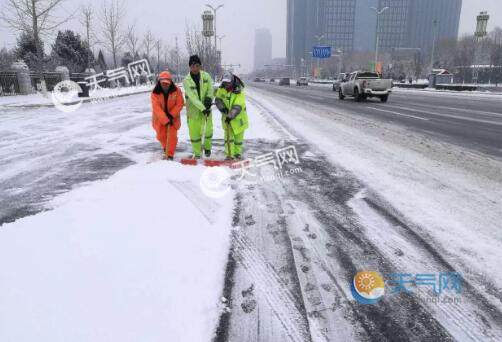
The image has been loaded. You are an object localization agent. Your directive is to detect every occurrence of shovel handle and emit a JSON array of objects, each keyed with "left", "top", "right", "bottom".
[{"left": 165, "top": 123, "right": 171, "bottom": 159}]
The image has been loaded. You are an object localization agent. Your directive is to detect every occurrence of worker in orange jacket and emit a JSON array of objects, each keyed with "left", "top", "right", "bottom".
[{"left": 151, "top": 71, "right": 184, "bottom": 160}]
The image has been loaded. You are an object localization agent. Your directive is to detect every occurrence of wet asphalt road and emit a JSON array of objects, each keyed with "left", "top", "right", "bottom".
[{"left": 250, "top": 82, "right": 502, "bottom": 158}]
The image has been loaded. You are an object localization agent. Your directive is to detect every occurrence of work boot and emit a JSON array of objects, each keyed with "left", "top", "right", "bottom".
[
  {"left": 234, "top": 154, "right": 242, "bottom": 160},
  {"left": 204, "top": 149, "right": 211, "bottom": 158},
  {"left": 225, "top": 156, "right": 234, "bottom": 161},
  {"left": 167, "top": 156, "right": 174, "bottom": 161}
]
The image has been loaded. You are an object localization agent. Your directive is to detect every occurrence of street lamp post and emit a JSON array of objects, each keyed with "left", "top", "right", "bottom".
[
  {"left": 314, "top": 34, "right": 325, "bottom": 79},
  {"left": 371, "top": 6, "right": 389, "bottom": 73},
  {"left": 217, "top": 35, "right": 225, "bottom": 67},
  {"left": 205, "top": 4, "right": 224, "bottom": 51},
  {"left": 217, "top": 35, "right": 225, "bottom": 51}
]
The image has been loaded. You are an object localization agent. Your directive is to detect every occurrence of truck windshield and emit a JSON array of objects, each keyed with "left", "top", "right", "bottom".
[{"left": 357, "top": 73, "right": 380, "bottom": 79}]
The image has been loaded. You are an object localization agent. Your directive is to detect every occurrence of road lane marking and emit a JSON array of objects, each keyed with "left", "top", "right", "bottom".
[
  {"left": 366, "top": 107, "right": 430, "bottom": 121},
  {"left": 380, "top": 104, "right": 502, "bottom": 126},
  {"left": 385, "top": 103, "right": 502, "bottom": 118},
  {"left": 308, "top": 95, "right": 329, "bottom": 101}
]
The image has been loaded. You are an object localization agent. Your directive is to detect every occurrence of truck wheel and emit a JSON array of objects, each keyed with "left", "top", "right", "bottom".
[
  {"left": 354, "top": 88, "right": 362, "bottom": 102},
  {"left": 339, "top": 89, "right": 345, "bottom": 100},
  {"left": 380, "top": 95, "right": 389, "bottom": 103}
]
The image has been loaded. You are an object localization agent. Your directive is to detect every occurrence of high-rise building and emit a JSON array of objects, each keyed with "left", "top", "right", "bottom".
[
  {"left": 378, "top": 0, "right": 462, "bottom": 52},
  {"left": 254, "top": 28, "right": 273, "bottom": 72},
  {"left": 287, "top": 0, "right": 380, "bottom": 70},
  {"left": 286, "top": 0, "right": 462, "bottom": 71}
]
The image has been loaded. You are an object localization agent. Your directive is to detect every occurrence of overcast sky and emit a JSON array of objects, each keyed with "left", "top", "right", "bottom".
[{"left": 0, "top": 0, "right": 501, "bottom": 73}]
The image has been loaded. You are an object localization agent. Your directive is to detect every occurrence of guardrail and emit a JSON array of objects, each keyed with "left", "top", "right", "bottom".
[
  {"left": 434, "top": 84, "right": 478, "bottom": 91},
  {"left": 393, "top": 83, "right": 428, "bottom": 89},
  {"left": 30, "top": 72, "right": 64, "bottom": 92},
  {"left": 0, "top": 72, "right": 20, "bottom": 96},
  {"left": 309, "top": 80, "right": 333, "bottom": 84}
]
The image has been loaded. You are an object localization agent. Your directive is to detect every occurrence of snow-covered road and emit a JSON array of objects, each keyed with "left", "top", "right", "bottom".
[
  {"left": 1, "top": 86, "right": 502, "bottom": 341},
  {"left": 214, "top": 88, "right": 502, "bottom": 341}
]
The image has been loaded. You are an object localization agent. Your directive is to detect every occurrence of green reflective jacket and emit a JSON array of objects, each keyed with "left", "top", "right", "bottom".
[
  {"left": 183, "top": 71, "right": 214, "bottom": 118},
  {"left": 215, "top": 86, "right": 249, "bottom": 135}
]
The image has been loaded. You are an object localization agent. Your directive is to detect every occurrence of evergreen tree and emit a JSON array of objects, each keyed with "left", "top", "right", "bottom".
[
  {"left": 51, "top": 30, "right": 95, "bottom": 73},
  {"left": 15, "top": 32, "right": 44, "bottom": 70},
  {"left": 97, "top": 50, "right": 108, "bottom": 72},
  {"left": 121, "top": 52, "right": 134, "bottom": 67}
]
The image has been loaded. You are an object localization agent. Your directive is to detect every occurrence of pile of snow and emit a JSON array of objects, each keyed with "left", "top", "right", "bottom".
[{"left": 0, "top": 161, "right": 233, "bottom": 342}]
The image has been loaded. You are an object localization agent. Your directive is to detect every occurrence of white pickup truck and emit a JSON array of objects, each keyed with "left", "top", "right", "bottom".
[{"left": 339, "top": 71, "right": 392, "bottom": 102}]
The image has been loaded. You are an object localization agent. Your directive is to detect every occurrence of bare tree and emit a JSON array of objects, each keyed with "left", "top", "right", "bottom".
[
  {"left": 155, "top": 39, "right": 163, "bottom": 73},
  {"left": 100, "top": 0, "right": 126, "bottom": 68},
  {"left": 80, "top": 3, "right": 98, "bottom": 51},
  {"left": 454, "top": 35, "right": 476, "bottom": 83},
  {"left": 436, "top": 38, "right": 458, "bottom": 71},
  {"left": 142, "top": 30, "right": 155, "bottom": 63},
  {"left": 489, "top": 27, "right": 502, "bottom": 86},
  {"left": 125, "top": 22, "right": 140, "bottom": 57},
  {"left": 0, "top": 0, "right": 72, "bottom": 56}
]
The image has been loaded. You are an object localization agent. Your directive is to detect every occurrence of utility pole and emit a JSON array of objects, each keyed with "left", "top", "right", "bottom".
[
  {"left": 430, "top": 19, "right": 439, "bottom": 72},
  {"left": 217, "top": 35, "right": 225, "bottom": 51},
  {"left": 371, "top": 6, "right": 389, "bottom": 73}
]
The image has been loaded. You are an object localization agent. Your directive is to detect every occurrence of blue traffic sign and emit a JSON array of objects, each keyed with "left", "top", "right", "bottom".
[{"left": 312, "top": 46, "right": 332, "bottom": 59}]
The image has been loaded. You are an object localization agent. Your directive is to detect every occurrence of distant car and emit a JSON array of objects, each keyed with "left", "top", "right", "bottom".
[
  {"left": 296, "top": 77, "right": 309, "bottom": 86},
  {"left": 269, "top": 78, "right": 276, "bottom": 83},
  {"left": 253, "top": 77, "right": 265, "bottom": 83},
  {"left": 332, "top": 73, "right": 347, "bottom": 92},
  {"left": 279, "top": 77, "right": 290, "bottom": 86}
]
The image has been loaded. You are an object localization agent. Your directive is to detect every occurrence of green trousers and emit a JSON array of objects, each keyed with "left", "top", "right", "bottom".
[
  {"left": 224, "top": 122, "right": 244, "bottom": 157},
  {"left": 188, "top": 112, "right": 213, "bottom": 157}
]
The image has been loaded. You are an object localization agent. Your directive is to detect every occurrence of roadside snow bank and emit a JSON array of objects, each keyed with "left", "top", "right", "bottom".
[
  {"left": 0, "top": 160, "right": 233, "bottom": 342},
  {"left": 0, "top": 84, "right": 153, "bottom": 108}
]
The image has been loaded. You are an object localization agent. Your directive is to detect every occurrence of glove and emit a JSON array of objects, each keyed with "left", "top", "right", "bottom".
[
  {"left": 166, "top": 113, "right": 174, "bottom": 125},
  {"left": 225, "top": 117, "right": 231, "bottom": 124},
  {"left": 203, "top": 97, "right": 213, "bottom": 110},
  {"left": 227, "top": 105, "right": 242, "bottom": 120},
  {"left": 215, "top": 98, "right": 228, "bottom": 114},
  {"left": 203, "top": 108, "right": 211, "bottom": 116}
]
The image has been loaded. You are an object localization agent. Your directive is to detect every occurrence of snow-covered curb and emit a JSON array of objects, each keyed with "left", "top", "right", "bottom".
[{"left": 392, "top": 86, "right": 502, "bottom": 97}]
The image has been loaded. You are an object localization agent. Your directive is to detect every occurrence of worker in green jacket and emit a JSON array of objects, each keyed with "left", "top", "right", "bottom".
[
  {"left": 183, "top": 55, "right": 215, "bottom": 159},
  {"left": 214, "top": 72, "right": 249, "bottom": 160}
]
